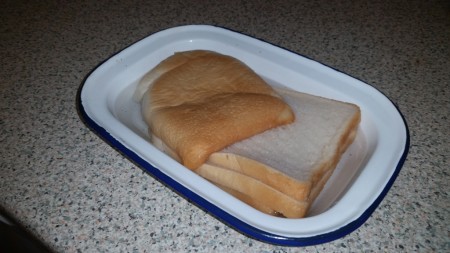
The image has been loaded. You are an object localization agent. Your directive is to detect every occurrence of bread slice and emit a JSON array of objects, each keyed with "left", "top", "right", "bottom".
[
  {"left": 197, "top": 88, "right": 360, "bottom": 217},
  {"left": 150, "top": 87, "right": 360, "bottom": 218},
  {"left": 134, "top": 50, "right": 295, "bottom": 169},
  {"left": 196, "top": 163, "right": 309, "bottom": 218},
  {"left": 151, "top": 134, "right": 310, "bottom": 218},
  {"left": 135, "top": 50, "right": 360, "bottom": 218}
]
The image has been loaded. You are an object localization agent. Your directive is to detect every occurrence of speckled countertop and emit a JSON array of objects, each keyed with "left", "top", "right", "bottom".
[{"left": 1, "top": 0, "right": 449, "bottom": 252}]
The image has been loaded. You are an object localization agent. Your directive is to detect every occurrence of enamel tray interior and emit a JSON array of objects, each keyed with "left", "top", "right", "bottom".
[{"left": 79, "top": 25, "right": 409, "bottom": 246}]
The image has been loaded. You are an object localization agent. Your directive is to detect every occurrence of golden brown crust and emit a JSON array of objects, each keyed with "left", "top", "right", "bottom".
[
  {"left": 134, "top": 50, "right": 213, "bottom": 102},
  {"left": 142, "top": 50, "right": 295, "bottom": 169}
]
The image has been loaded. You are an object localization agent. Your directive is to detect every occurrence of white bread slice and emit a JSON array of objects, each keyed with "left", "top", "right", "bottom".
[
  {"left": 151, "top": 87, "right": 360, "bottom": 218},
  {"left": 196, "top": 163, "right": 309, "bottom": 218},
  {"left": 203, "top": 88, "right": 361, "bottom": 217},
  {"left": 206, "top": 152, "right": 310, "bottom": 201},
  {"left": 151, "top": 134, "right": 309, "bottom": 218},
  {"left": 135, "top": 50, "right": 295, "bottom": 170}
]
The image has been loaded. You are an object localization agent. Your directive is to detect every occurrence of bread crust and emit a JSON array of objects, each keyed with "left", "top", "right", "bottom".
[
  {"left": 133, "top": 50, "right": 212, "bottom": 102},
  {"left": 140, "top": 50, "right": 295, "bottom": 169}
]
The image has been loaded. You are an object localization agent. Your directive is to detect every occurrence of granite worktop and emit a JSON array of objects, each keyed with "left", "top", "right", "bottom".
[{"left": 1, "top": 0, "right": 448, "bottom": 252}]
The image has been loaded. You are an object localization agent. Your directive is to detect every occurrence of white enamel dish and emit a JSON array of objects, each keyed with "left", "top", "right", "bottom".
[{"left": 78, "top": 25, "right": 409, "bottom": 246}]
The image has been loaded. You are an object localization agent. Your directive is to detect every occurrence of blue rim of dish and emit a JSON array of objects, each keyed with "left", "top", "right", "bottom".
[
  {"left": 76, "top": 77, "right": 409, "bottom": 247},
  {"left": 76, "top": 25, "right": 410, "bottom": 246}
]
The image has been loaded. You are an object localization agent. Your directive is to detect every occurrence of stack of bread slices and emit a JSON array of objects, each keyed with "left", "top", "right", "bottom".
[{"left": 133, "top": 50, "right": 360, "bottom": 218}]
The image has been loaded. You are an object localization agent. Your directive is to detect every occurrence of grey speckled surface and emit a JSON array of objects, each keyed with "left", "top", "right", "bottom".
[{"left": 1, "top": 0, "right": 449, "bottom": 252}]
